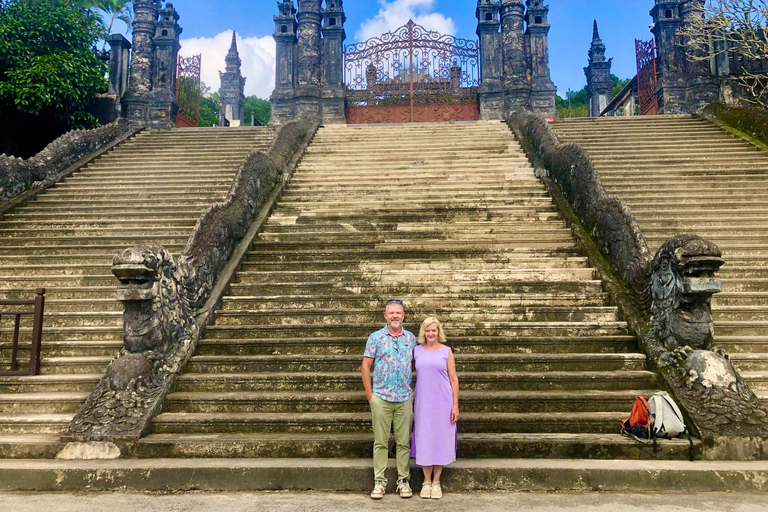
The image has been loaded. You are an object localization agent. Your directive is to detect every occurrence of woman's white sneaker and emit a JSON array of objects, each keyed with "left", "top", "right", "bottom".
[
  {"left": 431, "top": 482, "right": 443, "bottom": 499},
  {"left": 420, "top": 481, "right": 432, "bottom": 499}
]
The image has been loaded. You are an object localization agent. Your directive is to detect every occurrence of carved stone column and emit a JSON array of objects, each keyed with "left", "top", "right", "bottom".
[
  {"left": 149, "top": 2, "right": 182, "bottom": 128},
  {"left": 122, "top": 0, "right": 160, "bottom": 122},
  {"left": 476, "top": 0, "right": 504, "bottom": 119},
  {"left": 295, "top": 0, "right": 322, "bottom": 116},
  {"left": 321, "top": 0, "right": 346, "bottom": 123},
  {"left": 584, "top": 20, "right": 613, "bottom": 117},
  {"left": 500, "top": 0, "right": 530, "bottom": 113},
  {"left": 525, "top": 0, "right": 556, "bottom": 116},
  {"left": 270, "top": 0, "right": 298, "bottom": 125}
]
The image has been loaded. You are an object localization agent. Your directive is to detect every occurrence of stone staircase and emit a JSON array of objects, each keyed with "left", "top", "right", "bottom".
[
  {"left": 0, "top": 126, "right": 274, "bottom": 457},
  {"left": 134, "top": 121, "right": 695, "bottom": 462},
  {"left": 552, "top": 115, "right": 768, "bottom": 403}
]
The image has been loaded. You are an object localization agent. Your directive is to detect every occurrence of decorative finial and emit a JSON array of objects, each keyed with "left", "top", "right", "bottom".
[{"left": 592, "top": 20, "right": 600, "bottom": 41}]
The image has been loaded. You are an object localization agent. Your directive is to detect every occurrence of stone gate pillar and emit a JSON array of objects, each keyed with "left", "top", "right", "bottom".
[
  {"left": 651, "top": 0, "right": 685, "bottom": 113},
  {"left": 585, "top": 20, "right": 613, "bottom": 117},
  {"left": 476, "top": 0, "right": 504, "bottom": 119},
  {"left": 678, "top": 0, "right": 719, "bottom": 110},
  {"left": 270, "top": 0, "right": 298, "bottom": 125},
  {"left": 500, "top": 0, "right": 530, "bottom": 112},
  {"left": 525, "top": 0, "right": 556, "bottom": 116},
  {"left": 122, "top": 0, "right": 161, "bottom": 122},
  {"left": 107, "top": 34, "right": 131, "bottom": 98},
  {"left": 149, "top": 2, "right": 182, "bottom": 128},
  {"left": 321, "top": 0, "right": 346, "bottom": 123},
  {"left": 295, "top": 0, "right": 323, "bottom": 116}
]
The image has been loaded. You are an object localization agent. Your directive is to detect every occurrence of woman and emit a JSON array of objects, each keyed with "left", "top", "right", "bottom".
[{"left": 411, "top": 317, "right": 459, "bottom": 500}]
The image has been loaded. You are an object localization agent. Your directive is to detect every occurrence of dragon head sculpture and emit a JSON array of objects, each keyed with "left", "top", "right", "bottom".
[
  {"left": 650, "top": 234, "right": 724, "bottom": 351},
  {"left": 112, "top": 243, "right": 180, "bottom": 354}
]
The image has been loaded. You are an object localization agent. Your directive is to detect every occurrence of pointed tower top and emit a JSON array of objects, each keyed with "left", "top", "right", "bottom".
[
  {"left": 225, "top": 31, "right": 242, "bottom": 73},
  {"left": 592, "top": 20, "right": 600, "bottom": 41},
  {"left": 588, "top": 20, "right": 607, "bottom": 63},
  {"left": 229, "top": 31, "right": 238, "bottom": 53}
]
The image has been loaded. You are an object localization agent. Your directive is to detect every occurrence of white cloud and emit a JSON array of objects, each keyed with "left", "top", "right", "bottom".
[
  {"left": 356, "top": 0, "right": 456, "bottom": 41},
  {"left": 179, "top": 31, "right": 276, "bottom": 99}
]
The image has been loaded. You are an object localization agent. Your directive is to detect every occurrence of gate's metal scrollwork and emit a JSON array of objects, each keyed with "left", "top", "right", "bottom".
[
  {"left": 176, "top": 54, "right": 202, "bottom": 127},
  {"left": 344, "top": 20, "right": 480, "bottom": 124},
  {"left": 635, "top": 38, "right": 659, "bottom": 116}
]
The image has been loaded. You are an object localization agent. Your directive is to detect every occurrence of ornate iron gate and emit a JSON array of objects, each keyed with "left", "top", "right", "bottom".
[
  {"left": 344, "top": 20, "right": 480, "bottom": 124},
  {"left": 176, "top": 54, "right": 202, "bottom": 128},
  {"left": 635, "top": 39, "right": 659, "bottom": 116}
]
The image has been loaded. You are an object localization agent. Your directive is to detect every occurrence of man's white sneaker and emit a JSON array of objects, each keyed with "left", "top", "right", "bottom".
[
  {"left": 370, "top": 483, "right": 386, "bottom": 500},
  {"left": 420, "top": 481, "right": 432, "bottom": 499},
  {"left": 431, "top": 482, "right": 443, "bottom": 499},
  {"left": 397, "top": 480, "right": 413, "bottom": 498}
]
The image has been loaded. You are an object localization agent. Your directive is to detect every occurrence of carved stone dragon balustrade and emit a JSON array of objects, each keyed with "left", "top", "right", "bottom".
[{"left": 645, "top": 235, "right": 768, "bottom": 450}]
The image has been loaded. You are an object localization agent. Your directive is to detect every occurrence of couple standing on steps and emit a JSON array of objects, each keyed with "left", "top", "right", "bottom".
[{"left": 361, "top": 299, "right": 460, "bottom": 500}]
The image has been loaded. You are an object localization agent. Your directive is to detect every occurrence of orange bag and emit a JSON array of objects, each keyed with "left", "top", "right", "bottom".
[{"left": 620, "top": 396, "right": 651, "bottom": 437}]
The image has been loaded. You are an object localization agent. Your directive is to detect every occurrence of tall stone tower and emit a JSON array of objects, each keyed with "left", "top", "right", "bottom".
[
  {"left": 219, "top": 32, "right": 247, "bottom": 127},
  {"left": 270, "top": 0, "right": 346, "bottom": 124},
  {"left": 121, "top": 0, "right": 183, "bottom": 128},
  {"left": 584, "top": 20, "right": 613, "bottom": 117},
  {"left": 476, "top": 0, "right": 556, "bottom": 118}
]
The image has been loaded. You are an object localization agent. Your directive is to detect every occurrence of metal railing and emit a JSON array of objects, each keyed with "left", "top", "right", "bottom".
[{"left": 0, "top": 288, "right": 45, "bottom": 376}]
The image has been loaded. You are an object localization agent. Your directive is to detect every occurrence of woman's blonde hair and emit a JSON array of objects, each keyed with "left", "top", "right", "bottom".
[{"left": 418, "top": 317, "right": 447, "bottom": 345}]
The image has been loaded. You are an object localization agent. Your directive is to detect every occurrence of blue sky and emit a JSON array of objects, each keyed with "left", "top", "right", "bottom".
[{"left": 149, "top": 1, "right": 657, "bottom": 98}]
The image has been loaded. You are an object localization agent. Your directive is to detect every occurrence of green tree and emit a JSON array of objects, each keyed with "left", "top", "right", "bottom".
[
  {"left": 244, "top": 96, "right": 271, "bottom": 126},
  {"left": 198, "top": 82, "right": 220, "bottom": 127},
  {"left": 76, "top": 0, "right": 132, "bottom": 35},
  {"left": 0, "top": 0, "right": 108, "bottom": 156}
]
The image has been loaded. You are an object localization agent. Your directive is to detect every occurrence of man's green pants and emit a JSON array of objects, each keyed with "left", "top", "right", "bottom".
[{"left": 370, "top": 394, "right": 413, "bottom": 484}]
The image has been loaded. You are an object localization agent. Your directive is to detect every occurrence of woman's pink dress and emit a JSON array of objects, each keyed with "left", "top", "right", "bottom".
[{"left": 411, "top": 344, "right": 457, "bottom": 466}]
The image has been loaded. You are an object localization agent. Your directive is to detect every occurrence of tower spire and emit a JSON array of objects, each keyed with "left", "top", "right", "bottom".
[{"left": 592, "top": 19, "right": 600, "bottom": 41}]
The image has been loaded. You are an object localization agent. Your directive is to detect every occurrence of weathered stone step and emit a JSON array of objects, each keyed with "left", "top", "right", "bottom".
[
  {"left": 282, "top": 187, "right": 548, "bottom": 198},
  {"left": 132, "top": 432, "right": 696, "bottom": 461},
  {"left": 0, "top": 219, "right": 198, "bottom": 229},
  {"left": 163, "top": 389, "right": 649, "bottom": 415},
  {"left": 0, "top": 234, "right": 187, "bottom": 247},
  {"left": 729, "top": 353, "right": 768, "bottom": 371},
  {"left": 270, "top": 204, "right": 560, "bottom": 217},
  {"left": 0, "top": 227, "right": 193, "bottom": 239},
  {"left": 739, "top": 371, "right": 768, "bottom": 390},
  {"left": 713, "top": 279, "right": 768, "bottom": 293},
  {"left": 0, "top": 374, "right": 101, "bottom": 393},
  {"left": 716, "top": 336, "right": 768, "bottom": 353},
  {"left": 238, "top": 257, "right": 588, "bottom": 272},
  {"left": 148, "top": 411, "right": 624, "bottom": 435},
  {"left": 195, "top": 335, "right": 638, "bottom": 356},
  {"left": 0, "top": 244, "right": 185, "bottom": 256},
  {"left": 0, "top": 414, "right": 72, "bottom": 435},
  {"left": 0, "top": 393, "right": 88, "bottom": 414},
  {"left": 185, "top": 353, "right": 643, "bottom": 374},
  {"left": 0, "top": 435, "right": 62, "bottom": 459},
  {"left": 0, "top": 276, "right": 117, "bottom": 288},
  {"left": 2, "top": 340, "right": 122, "bottom": 358},
  {"left": 205, "top": 322, "right": 629, "bottom": 340},
  {"left": 713, "top": 321, "right": 768, "bottom": 336},
  {"left": 256, "top": 229, "right": 571, "bottom": 242},
  {"left": 0, "top": 325, "right": 121, "bottom": 342},
  {"left": 9, "top": 311, "right": 120, "bottom": 328},
  {"left": 175, "top": 370, "right": 654, "bottom": 393},
  {"left": 218, "top": 293, "right": 610, "bottom": 311},
  {"left": 232, "top": 268, "right": 596, "bottom": 286},
  {"left": 715, "top": 293, "right": 768, "bottom": 306},
  {"left": 227, "top": 279, "right": 605, "bottom": 296},
  {"left": 53, "top": 183, "right": 230, "bottom": 193},
  {"left": 713, "top": 306, "right": 768, "bottom": 321}
]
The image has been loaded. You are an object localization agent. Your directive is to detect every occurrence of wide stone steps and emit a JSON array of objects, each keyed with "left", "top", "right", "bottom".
[
  {"left": 137, "top": 120, "right": 668, "bottom": 462},
  {"left": 0, "top": 126, "right": 273, "bottom": 439},
  {"left": 553, "top": 115, "right": 768, "bottom": 383}
]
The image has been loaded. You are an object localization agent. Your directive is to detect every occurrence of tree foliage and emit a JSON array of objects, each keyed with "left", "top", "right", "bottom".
[
  {"left": 679, "top": 0, "right": 768, "bottom": 107},
  {"left": 245, "top": 97, "right": 271, "bottom": 126},
  {"left": 75, "top": 0, "right": 132, "bottom": 34},
  {"left": 0, "top": 0, "right": 108, "bottom": 156}
]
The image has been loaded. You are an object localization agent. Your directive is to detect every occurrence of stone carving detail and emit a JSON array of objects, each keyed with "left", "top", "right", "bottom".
[
  {"left": 644, "top": 235, "right": 768, "bottom": 438},
  {"left": 508, "top": 111, "right": 652, "bottom": 306},
  {"left": 0, "top": 119, "right": 135, "bottom": 206},
  {"left": 64, "top": 117, "right": 319, "bottom": 443}
]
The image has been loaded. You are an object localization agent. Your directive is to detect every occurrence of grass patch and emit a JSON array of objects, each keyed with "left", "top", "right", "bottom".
[{"left": 703, "top": 103, "right": 768, "bottom": 149}]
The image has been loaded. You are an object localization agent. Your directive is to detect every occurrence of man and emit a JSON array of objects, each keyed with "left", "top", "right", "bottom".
[{"left": 361, "top": 299, "right": 416, "bottom": 500}]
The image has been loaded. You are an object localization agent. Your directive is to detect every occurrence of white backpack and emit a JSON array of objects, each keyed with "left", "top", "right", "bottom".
[{"left": 649, "top": 391, "right": 695, "bottom": 461}]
